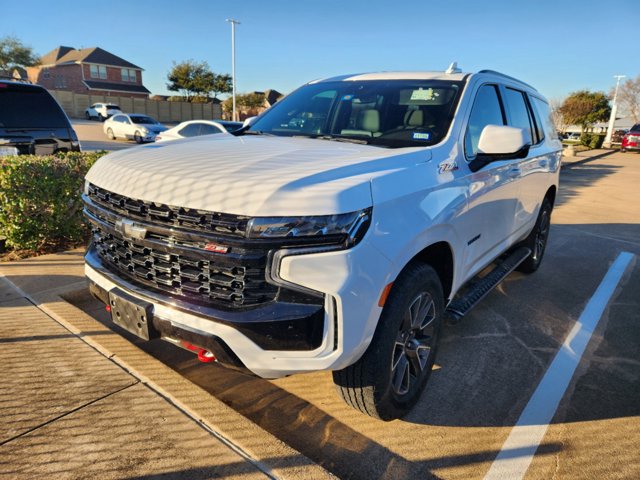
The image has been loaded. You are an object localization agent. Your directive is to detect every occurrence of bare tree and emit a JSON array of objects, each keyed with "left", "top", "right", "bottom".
[
  {"left": 549, "top": 98, "right": 566, "bottom": 132},
  {"left": 614, "top": 76, "right": 640, "bottom": 123}
]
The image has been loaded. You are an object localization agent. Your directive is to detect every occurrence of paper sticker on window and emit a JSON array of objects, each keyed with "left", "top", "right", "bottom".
[
  {"left": 410, "top": 88, "right": 439, "bottom": 101},
  {"left": 412, "top": 132, "right": 431, "bottom": 141}
]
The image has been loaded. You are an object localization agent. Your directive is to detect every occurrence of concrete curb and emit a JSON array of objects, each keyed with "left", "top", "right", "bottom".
[{"left": 0, "top": 274, "right": 334, "bottom": 480}]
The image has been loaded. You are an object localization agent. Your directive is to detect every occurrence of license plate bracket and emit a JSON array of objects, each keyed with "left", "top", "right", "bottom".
[{"left": 108, "top": 288, "right": 156, "bottom": 340}]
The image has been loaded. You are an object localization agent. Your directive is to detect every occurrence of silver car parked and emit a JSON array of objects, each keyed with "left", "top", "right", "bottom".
[{"left": 103, "top": 113, "right": 167, "bottom": 143}]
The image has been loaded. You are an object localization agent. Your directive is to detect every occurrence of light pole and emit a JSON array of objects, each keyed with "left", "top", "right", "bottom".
[
  {"left": 603, "top": 74, "right": 626, "bottom": 148},
  {"left": 226, "top": 18, "right": 240, "bottom": 121}
]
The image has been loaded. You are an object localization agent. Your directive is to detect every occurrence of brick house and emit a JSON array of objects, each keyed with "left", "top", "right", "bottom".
[{"left": 27, "top": 46, "right": 151, "bottom": 98}]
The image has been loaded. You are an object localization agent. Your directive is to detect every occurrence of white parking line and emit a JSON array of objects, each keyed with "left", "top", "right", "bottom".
[{"left": 484, "top": 251, "right": 634, "bottom": 480}]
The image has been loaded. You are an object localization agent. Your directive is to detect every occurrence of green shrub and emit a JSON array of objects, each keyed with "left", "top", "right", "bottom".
[
  {"left": 580, "top": 132, "right": 592, "bottom": 147},
  {"left": 0, "top": 151, "right": 105, "bottom": 251}
]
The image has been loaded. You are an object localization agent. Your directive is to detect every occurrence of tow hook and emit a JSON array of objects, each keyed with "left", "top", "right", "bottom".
[{"left": 197, "top": 349, "right": 216, "bottom": 363}]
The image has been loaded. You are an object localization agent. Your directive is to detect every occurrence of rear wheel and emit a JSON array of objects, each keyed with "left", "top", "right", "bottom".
[
  {"left": 516, "top": 197, "right": 552, "bottom": 273},
  {"left": 333, "top": 263, "right": 444, "bottom": 420},
  {"left": 106, "top": 128, "right": 116, "bottom": 140}
]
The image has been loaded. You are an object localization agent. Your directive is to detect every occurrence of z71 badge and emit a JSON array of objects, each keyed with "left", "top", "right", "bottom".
[{"left": 438, "top": 159, "right": 459, "bottom": 174}]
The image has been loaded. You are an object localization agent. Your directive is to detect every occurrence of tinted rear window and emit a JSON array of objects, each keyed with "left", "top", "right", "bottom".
[
  {"left": 106, "top": 105, "right": 120, "bottom": 110},
  {"left": 0, "top": 85, "right": 69, "bottom": 129}
]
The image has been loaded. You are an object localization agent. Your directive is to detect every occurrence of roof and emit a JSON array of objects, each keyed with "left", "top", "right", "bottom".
[
  {"left": 83, "top": 80, "right": 150, "bottom": 94},
  {"left": 39, "top": 46, "right": 75, "bottom": 65},
  {"left": 314, "top": 72, "right": 469, "bottom": 83},
  {"left": 313, "top": 70, "right": 539, "bottom": 93},
  {"left": 40, "top": 46, "right": 142, "bottom": 69}
]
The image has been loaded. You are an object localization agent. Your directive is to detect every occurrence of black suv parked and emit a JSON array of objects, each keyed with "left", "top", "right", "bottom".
[{"left": 0, "top": 81, "right": 80, "bottom": 155}]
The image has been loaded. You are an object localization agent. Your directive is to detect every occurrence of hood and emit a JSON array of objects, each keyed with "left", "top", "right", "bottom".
[
  {"left": 142, "top": 124, "right": 166, "bottom": 133},
  {"left": 86, "top": 135, "right": 425, "bottom": 216}
]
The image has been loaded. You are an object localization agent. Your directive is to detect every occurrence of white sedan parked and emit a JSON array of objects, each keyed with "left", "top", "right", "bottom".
[
  {"left": 154, "top": 120, "right": 243, "bottom": 142},
  {"left": 103, "top": 114, "right": 168, "bottom": 143}
]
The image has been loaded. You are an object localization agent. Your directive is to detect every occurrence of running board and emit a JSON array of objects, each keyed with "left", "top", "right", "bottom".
[{"left": 445, "top": 247, "right": 531, "bottom": 324}]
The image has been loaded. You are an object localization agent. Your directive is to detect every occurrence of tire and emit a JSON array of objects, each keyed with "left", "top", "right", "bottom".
[
  {"left": 106, "top": 128, "right": 116, "bottom": 140},
  {"left": 621, "top": 148, "right": 626, "bottom": 153},
  {"left": 333, "top": 263, "right": 444, "bottom": 420},
  {"left": 134, "top": 131, "right": 143, "bottom": 144},
  {"left": 516, "top": 197, "right": 552, "bottom": 273},
  {"left": 98, "top": 114, "right": 105, "bottom": 122},
  {"left": 85, "top": 112, "right": 91, "bottom": 120}
]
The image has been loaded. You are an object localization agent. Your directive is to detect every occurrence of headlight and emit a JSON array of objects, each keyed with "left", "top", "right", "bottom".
[
  {"left": 140, "top": 128, "right": 149, "bottom": 134},
  {"left": 247, "top": 208, "right": 371, "bottom": 246},
  {"left": 83, "top": 179, "right": 90, "bottom": 195}
]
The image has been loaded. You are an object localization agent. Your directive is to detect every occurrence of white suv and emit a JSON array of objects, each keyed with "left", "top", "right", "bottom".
[
  {"left": 82, "top": 68, "right": 561, "bottom": 420},
  {"left": 85, "top": 103, "right": 121, "bottom": 121}
]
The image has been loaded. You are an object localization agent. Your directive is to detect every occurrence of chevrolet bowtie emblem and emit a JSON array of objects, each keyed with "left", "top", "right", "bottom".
[{"left": 115, "top": 219, "right": 147, "bottom": 240}]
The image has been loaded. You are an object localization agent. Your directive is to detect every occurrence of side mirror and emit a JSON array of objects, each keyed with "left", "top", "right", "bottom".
[
  {"left": 469, "top": 125, "right": 530, "bottom": 172},
  {"left": 243, "top": 116, "right": 257, "bottom": 128}
]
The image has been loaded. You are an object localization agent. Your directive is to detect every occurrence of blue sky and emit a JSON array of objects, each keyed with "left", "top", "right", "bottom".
[{"left": 2, "top": 0, "right": 638, "bottom": 101}]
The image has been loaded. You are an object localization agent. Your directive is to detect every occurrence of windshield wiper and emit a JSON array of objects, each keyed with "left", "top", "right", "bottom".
[
  {"left": 232, "top": 127, "right": 275, "bottom": 137},
  {"left": 293, "top": 134, "right": 370, "bottom": 145}
]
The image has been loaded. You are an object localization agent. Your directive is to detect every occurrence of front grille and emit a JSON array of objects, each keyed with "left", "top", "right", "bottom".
[
  {"left": 87, "top": 183, "right": 249, "bottom": 237},
  {"left": 91, "top": 226, "right": 277, "bottom": 309}
]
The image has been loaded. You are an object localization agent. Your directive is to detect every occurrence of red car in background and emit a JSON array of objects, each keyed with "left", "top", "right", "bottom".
[{"left": 621, "top": 124, "right": 640, "bottom": 152}]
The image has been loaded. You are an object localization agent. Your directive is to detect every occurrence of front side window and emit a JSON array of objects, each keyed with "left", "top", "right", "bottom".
[
  {"left": 464, "top": 84, "right": 505, "bottom": 158},
  {"left": 248, "top": 80, "right": 464, "bottom": 148}
]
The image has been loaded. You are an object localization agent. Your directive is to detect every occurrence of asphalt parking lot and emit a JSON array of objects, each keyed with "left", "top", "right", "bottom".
[
  {"left": 65, "top": 150, "right": 639, "bottom": 479},
  {"left": 72, "top": 119, "right": 148, "bottom": 152}
]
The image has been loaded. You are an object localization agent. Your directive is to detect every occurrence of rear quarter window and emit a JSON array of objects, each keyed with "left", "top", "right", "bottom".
[{"left": 529, "top": 96, "right": 556, "bottom": 143}]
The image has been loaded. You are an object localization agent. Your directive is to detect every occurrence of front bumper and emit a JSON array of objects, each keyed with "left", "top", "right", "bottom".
[{"left": 85, "top": 237, "right": 393, "bottom": 378}]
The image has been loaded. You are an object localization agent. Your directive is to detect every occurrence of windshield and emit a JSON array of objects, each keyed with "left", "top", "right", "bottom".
[
  {"left": 247, "top": 79, "right": 464, "bottom": 148},
  {"left": 130, "top": 115, "right": 157, "bottom": 124}
]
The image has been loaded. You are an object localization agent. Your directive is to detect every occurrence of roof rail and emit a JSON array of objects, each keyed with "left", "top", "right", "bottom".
[{"left": 477, "top": 70, "right": 537, "bottom": 92}]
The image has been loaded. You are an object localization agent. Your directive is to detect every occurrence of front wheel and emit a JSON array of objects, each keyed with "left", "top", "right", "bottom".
[
  {"left": 85, "top": 112, "right": 91, "bottom": 120},
  {"left": 333, "top": 263, "right": 444, "bottom": 420},
  {"left": 516, "top": 197, "right": 552, "bottom": 273},
  {"left": 106, "top": 128, "right": 116, "bottom": 140},
  {"left": 134, "top": 131, "right": 143, "bottom": 144}
]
